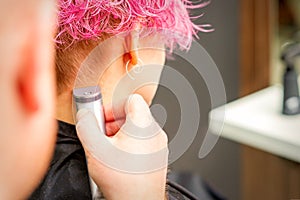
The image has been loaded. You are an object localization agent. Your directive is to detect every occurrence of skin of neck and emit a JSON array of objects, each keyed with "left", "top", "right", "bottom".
[{"left": 56, "top": 91, "right": 75, "bottom": 124}]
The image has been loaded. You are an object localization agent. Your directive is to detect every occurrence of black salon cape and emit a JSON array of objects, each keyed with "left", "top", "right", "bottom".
[{"left": 29, "top": 121, "right": 185, "bottom": 200}]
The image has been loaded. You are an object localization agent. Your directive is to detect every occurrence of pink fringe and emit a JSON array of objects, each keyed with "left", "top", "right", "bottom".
[{"left": 56, "top": 0, "right": 213, "bottom": 51}]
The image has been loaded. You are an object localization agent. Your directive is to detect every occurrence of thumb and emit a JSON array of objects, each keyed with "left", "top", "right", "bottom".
[
  {"left": 125, "top": 94, "right": 153, "bottom": 128},
  {"left": 121, "top": 94, "right": 160, "bottom": 139},
  {"left": 76, "top": 109, "right": 107, "bottom": 154}
]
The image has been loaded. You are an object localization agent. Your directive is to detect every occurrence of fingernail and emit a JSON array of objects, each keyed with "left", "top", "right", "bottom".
[
  {"left": 126, "top": 94, "right": 152, "bottom": 127},
  {"left": 126, "top": 94, "right": 147, "bottom": 113}
]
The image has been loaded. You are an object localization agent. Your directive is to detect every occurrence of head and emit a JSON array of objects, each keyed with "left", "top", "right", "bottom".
[
  {"left": 55, "top": 0, "right": 211, "bottom": 124},
  {"left": 0, "top": 0, "right": 56, "bottom": 199}
]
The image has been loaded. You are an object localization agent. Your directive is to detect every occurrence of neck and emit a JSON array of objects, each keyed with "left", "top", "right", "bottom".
[{"left": 56, "top": 91, "right": 75, "bottom": 124}]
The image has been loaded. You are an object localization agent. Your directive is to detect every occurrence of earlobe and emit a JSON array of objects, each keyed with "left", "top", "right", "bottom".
[
  {"left": 129, "top": 50, "right": 138, "bottom": 66},
  {"left": 17, "top": 46, "right": 39, "bottom": 113}
]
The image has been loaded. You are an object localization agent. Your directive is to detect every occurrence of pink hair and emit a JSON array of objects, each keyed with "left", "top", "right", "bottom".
[{"left": 56, "top": 0, "right": 213, "bottom": 51}]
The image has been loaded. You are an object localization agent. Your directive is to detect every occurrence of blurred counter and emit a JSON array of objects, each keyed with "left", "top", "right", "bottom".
[
  {"left": 209, "top": 85, "right": 300, "bottom": 163},
  {"left": 209, "top": 85, "right": 300, "bottom": 199}
]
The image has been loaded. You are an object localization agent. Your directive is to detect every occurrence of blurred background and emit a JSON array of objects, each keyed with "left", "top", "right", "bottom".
[{"left": 152, "top": 0, "right": 300, "bottom": 199}]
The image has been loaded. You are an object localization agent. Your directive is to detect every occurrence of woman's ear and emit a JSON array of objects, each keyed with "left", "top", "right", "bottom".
[
  {"left": 124, "top": 29, "right": 139, "bottom": 66},
  {"left": 17, "top": 43, "right": 39, "bottom": 113}
]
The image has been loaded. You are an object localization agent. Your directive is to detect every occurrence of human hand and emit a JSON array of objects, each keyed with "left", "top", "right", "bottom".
[{"left": 76, "top": 94, "right": 168, "bottom": 200}]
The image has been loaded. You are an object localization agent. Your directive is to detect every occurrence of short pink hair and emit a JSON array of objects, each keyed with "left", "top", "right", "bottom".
[{"left": 56, "top": 0, "right": 212, "bottom": 51}]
